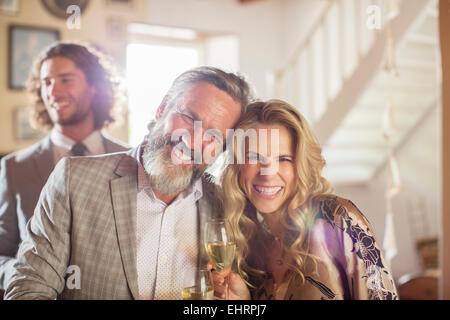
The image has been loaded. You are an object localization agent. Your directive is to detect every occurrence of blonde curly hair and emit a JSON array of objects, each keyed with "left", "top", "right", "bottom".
[{"left": 221, "top": 99, "right": 334, "bottom": 290}]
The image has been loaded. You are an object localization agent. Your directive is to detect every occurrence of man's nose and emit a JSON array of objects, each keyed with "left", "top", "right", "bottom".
[
  {"left": 180, "top": 128, "right": 200, "bottom": 151},
  {"left": 183, "top": 123, "right": 208, "bottom": 151},
  {"left": 47, "top": 80, "right": 63, "bottom": 97}
]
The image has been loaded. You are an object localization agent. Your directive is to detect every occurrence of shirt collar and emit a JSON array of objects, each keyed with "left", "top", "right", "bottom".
[
  {"left": 83, "top": 130, "right": 104, "bottom": 155},
  {"left": 50, "top": 128, "right": 74, "bottom": 150},
  {"left": 50, "top": 128, "right": 104, "bottom": 155}
]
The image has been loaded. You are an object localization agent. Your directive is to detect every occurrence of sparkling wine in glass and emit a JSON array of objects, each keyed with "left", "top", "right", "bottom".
[
  {"left": 181, "top": 268, "right": 214, "bottom": 300},
  {"left": 205, "top": 219, "right": 236, "bottom": 299}
]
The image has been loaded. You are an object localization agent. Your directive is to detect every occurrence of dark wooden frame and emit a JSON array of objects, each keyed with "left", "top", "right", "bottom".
[
  {"left": 8, "top": 24, "right": 60, "bottom": 90},
  {"left": 105, "top": 0, "right": 133, "bottom": 9},
  {"left": 40, "top": 0, "right": 90, "bottom": 19},
  {"left": 0, "top": 0, "right": 20, "bottom": 15}
]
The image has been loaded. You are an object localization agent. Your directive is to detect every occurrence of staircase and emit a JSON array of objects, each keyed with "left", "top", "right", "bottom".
[{"left": 274, "top": 0, "right": 440, "bottom": 186}]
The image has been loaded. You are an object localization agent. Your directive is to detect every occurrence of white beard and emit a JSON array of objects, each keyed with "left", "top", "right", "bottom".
[
  {"left": 143, "top": 145, "right": 196, "bottom": 194},
  {"left": 142, "top": 121, "right": 205, "bottom": 194}
]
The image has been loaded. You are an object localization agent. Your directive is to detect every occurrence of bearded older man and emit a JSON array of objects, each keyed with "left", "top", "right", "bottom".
[{"left": 4, "top": 66, "right": 252, "bottom": 300}]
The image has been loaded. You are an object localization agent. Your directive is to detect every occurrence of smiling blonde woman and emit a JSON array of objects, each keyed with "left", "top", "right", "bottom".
[{"left": 213, "top": 100, "right": 398, "bottom": 300}]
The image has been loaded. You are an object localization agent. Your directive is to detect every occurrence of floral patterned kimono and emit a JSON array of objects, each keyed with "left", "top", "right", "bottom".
[{"left": 251, "top": 196, "right": 399, "bottom": 300}]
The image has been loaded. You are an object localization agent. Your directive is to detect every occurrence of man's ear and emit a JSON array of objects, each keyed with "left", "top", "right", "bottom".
[
  {"left": 156, "top": 95, "right": 169, "bottom": 120},
  {"left": 88, "top": 85, "right": 97, "bottom": 99}
]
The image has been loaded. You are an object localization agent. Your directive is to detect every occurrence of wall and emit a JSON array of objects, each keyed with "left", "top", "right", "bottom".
[
  {"left": 280, "top": 0, "right": 330, "bottom": 73},
  {"left": 0, "top": 0, "right": 150, "bottom": 154},
  {"left": 144, "top": 0, "right": 285, "bottom": 100}
]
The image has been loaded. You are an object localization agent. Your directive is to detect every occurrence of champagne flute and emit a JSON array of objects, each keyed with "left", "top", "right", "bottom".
[
  {"left": 181, "top": 268, "right": 214, "bottom": 300},
  {"left": 204, "top": 219, "right": 236, "bottom": 300}
]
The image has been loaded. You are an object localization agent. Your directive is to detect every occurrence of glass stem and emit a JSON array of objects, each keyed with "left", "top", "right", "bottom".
[{"left": 225, "top": 275, "right": 230, "bottom": 300}]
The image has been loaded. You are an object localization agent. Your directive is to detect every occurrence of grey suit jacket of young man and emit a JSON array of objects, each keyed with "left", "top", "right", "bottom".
[
  {"left": 3, "top": 147, "right": 223, "bottom": 300},
  {"left": 0, "top": 134, "right": 129, "bottom": 291}
]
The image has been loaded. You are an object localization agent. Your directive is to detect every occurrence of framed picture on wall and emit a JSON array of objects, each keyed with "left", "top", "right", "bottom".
[
  {"left": 0, "top": 0, "right": 20, "bottom": 15},
  {"left": 105, "top": 0, "right": 133, "bottom": 9},
  {"left": 13, "top": 106, "right": 45, "bottom": 141},
  {"left": 41, "top": 0, "right": 90, "bottom": 19},
  {"left": 8, "top": 25, "right": 60, "bottom": 90}
]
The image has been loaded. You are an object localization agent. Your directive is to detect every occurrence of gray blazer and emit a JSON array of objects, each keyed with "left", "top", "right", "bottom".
[
  {"left": 0, "top": 134, "right": 129, "bottom": 291},
  {"left": 4, "top": 148, "right": 223, "bottom": 299}
]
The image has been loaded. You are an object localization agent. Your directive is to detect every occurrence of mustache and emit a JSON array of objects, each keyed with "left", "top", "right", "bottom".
[
  {"left": 146, "top": 135, "right": 171, "bottom": 151},
  {"left": 146, "top": 134, "right": 200, "bottom": 161},
  {"left": 142, "top": 134, "right": 207, "bottom": 194}
]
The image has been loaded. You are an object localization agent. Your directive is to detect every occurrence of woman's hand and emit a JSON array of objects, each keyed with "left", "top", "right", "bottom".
[{"left": 207, "top": 262, "right": 251, "bottom": 300}]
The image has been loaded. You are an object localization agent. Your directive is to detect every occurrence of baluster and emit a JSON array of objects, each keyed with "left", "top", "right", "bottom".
[
  {"left": 299, "top": 50, "right": 311, "bottom": 123},
  {"left": 338, "top": 0, "right": 346, "bottom": 81},
  {"left": 292, "top": 56, "right": 301, "bottom": 112},
  {"left": 345, "top": 0, "right": 358, "bottom": 77},
  {"left": 307, "top": 44, "right": 316, "bottom": 122},
  {"left": 355, "top": 0, "right": 362, "bottom": 60},
  {"left": 360, "top": 0, "right": 369, "bottom": 56},
  {"left": 323, "top": 12, "right": 330, "bottom": 107},
  {"left": 328, "top": 0, "right": 341, "bottom": 101},
  {"left": 313, "top": 25, "right": 326, "bottom": 120}
]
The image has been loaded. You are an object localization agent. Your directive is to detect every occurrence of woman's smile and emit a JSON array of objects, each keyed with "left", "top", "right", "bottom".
[{"left": 252, "top": 185, "right": 284, "bottom": 200}]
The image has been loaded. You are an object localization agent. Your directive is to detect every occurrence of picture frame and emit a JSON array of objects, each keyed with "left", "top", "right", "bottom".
[
  {"left": 8, "top": 25, "right": 60, "bottom": 90},
  {"left": 0, "top": 0, "right": 19, "bottom": 15},
  {"left": 41, "top": 0, "right": 90, "bottom": 19},
  {"left": 105, "top": 0, "right": 133, "bottom": 9},
  {"left": 13, "top": 106, "right": 45, "bottom": 141}
]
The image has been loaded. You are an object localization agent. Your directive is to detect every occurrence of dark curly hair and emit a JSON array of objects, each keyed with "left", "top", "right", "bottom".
[{"left": 27, "top": 41, "right": 126, "bottom": 131}]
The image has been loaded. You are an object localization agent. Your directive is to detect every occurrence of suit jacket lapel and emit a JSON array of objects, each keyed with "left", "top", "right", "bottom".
[
  {"left": 110, "top": 150, "right": 139, "bottom": 299},
  {"left": 102, "top": 134, "right": 115, "bottom": 153},
  {"left": 101, "top": 134, "right": 129, "bottom": 153}
]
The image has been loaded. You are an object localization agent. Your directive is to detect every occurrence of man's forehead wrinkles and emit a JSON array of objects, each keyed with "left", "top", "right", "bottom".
[
  {"left": 171, "top": 83, "right": 240, "bottom": 136},
  {"left": 41, "top": 72, "right": 76, "bottom": 80},
  {"left": 176, "top": 103, "right": 226, "bottom": 130}
]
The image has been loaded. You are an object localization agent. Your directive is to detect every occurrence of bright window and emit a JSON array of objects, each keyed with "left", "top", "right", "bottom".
[{"left": 126, "top": 44, "right": 199, "bottom": 146}]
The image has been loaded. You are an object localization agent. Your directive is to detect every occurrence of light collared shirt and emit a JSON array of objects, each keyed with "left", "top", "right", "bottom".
[
  {"left": 50, "top": 128, "right": 105, "bottom": 164},
  {"left": 136, "top": 157, "right": 203, "bottom": 300}
]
